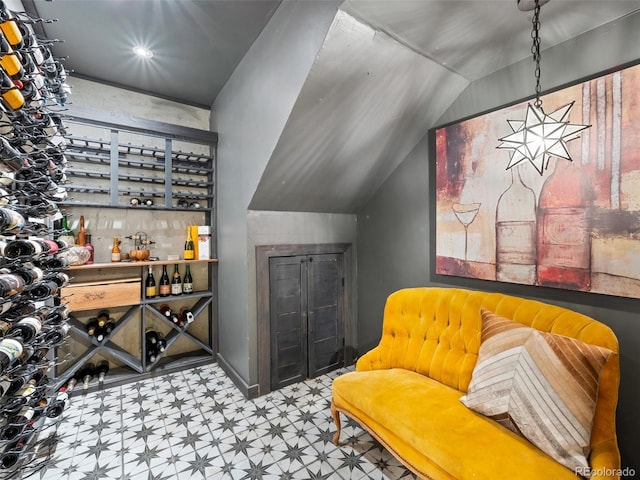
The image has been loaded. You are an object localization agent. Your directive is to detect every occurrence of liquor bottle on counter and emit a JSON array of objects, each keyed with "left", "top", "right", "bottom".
[
  {"left": 111, "top": 237, "right": 121, "bottom": 262},
  {"left": 184, "top": 227, "right": 195, "bottom": 260},
  {"left": 76, "top": 215, "right": 87, "bottom": 246},
  {"left": 57, "top": 215, "right": 75, "bottom": 246},
  {"left": 84, "top": 234, "right": 94, "bottom": 264},
  {"left": 182, "top": 264, "right": 193, "bottom": 294},
  {"left": 171, "top": 264, "right": 182, "bottom": 295},
  {"left": 145, "top": 266, "right": 157, "bottom": 298}
]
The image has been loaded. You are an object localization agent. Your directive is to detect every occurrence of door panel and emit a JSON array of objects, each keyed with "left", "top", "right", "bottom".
[
  {"left": 307, "top": 254, "right": 344, "bottom": 378},
  {"left": 269, "top": 256, "right": 307, "bottom": 389}
]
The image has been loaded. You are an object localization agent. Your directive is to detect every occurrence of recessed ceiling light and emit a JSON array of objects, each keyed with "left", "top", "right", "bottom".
[{"left": 132, "top": 46, "right": 153, "bottom": 59}]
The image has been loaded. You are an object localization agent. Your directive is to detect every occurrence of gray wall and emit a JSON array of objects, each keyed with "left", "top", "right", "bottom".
[
  {"left": 356, "top": 12, "right": 640, "bottom": 470},
  {"left": 211, "top": 0, "right": 341, "bottom": 388}
]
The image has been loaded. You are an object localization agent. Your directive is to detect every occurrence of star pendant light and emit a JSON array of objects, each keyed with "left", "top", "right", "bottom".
[{"left": 497, "top": 0, "right": 590, "bottom": 175}]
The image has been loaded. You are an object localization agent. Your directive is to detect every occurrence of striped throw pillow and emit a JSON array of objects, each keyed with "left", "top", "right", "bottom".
[{"left": 460, "top": 309, "right": 612, "bottom": 474}]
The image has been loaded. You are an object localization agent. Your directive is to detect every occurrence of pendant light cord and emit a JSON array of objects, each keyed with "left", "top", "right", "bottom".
[{"left": 531, "top": 0, "right": 542, "bottom": 108}]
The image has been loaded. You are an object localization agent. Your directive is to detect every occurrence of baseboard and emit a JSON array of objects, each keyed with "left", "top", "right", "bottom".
[{"left": 216, "top": 353, "right": 260, "bottom": 399}]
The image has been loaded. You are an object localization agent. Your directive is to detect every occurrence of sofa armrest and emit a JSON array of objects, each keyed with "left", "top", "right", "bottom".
[
  {"left": 355, "top": 346, "right": 387, "bottom": 371},
  {"left": 588, "top": 440, "right": 621, "bottom": 480}
]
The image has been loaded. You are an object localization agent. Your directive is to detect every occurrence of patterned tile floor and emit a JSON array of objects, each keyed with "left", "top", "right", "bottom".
[{"left": 5, "top": 364, "right": 417, "bottom": 480}]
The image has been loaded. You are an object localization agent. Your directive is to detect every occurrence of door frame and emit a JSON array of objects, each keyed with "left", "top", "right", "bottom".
[{"left": 256, "top": 243, "right": 353, "bottom": 396}]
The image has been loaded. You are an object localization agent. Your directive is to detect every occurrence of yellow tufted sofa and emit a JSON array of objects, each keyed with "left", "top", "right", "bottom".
[{"left": 331, "top": 287, "right": 620, "bottom": 480}]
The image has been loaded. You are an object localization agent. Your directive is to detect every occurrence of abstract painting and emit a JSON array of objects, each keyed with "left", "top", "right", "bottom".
[{"left": 434, "top": 62, "right": 640, "bottom": 299}]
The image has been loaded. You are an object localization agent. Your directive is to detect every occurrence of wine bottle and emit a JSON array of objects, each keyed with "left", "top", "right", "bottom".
[
  {"left": 145, "top": 266, "right": 157, "bottom": 298},
  {"left": 158, "top": 265, "right": 170, "bottom": 297},
  {"left": 170, "top": 264, "right": 182, "bottom": 295},
  {"left": 13, "top": 265, "right": 44, "bottom": 286},
  {"left": 0, "top": 406, "right": 34, "bottom": 441},
  {"left": 45, "top": 387, "right": 69, "bottom": 418},
  {"left": 145, "top": 328, "right": 158, "bottom": 345},
  {"left": 0, "top": 421, "right": 39, "bottom": 469},
  {"left": 0, "top": 338, "right": 22, "bottom": 374},
  {"left": 0, "top": 2, "right": 23, "bottom": 48},
  {"left": 111, "top": 237, "right": 121, "bottom": 262},
  {"left": 85, "top": 318, "right": 98, "bottom": 338},
  {"left": 0, "top": 207, "right": 24, "bottom": 234},
  {"left": 28, "top": 280, "right": 59, "bottom": 300},
  {"left": 3, "top": 239, "right": 44, "bottom": 259},
  {"left": 42, "top": 322, "right": 69, "bottom": 346},
  {"left": 0, "top": 33, "right": 22, "bottom": 78},
  {"left": 146, "top": 343, "right": 158, "bottom": 363},
  {"left": 182, "top": 264, "right": 193, "bottom": 294},
  {"left": 495, "top": 165, "right": 537, "bottom": 284},
  {"left": 0, "top": 67, "right": 23, "bottom": 110},
  {"left": 84, "top": 234, "right": 94, "bottom": 264},
  {"left": 95, "top": 360, "right": 109, "bottom": 383},
  {"left": 184, "top": 227, "right": 195, "bottom": 260},
  {"left": 0, "top": 273, "right": 25, "bottom": 297},
  {"left": 76, "top": 215, "right": 87, "bottom": 246},
  {"left": 181, "top": 307, "right": 195, "bottom": 325},
  {"left": 6, "top": 317, "right": 41, "bottom": 343},
  {"left": 156, "top": 333, "right": 166, "bottom": 353},
  {"left": 81, "top": 362, "right": 95, "bottom": 390},
  {"left": 160, "top": 304, "right": 180, "bottom": 325},
  {"left": 57, "top": 215, "right": 75, "bottom": 246}
]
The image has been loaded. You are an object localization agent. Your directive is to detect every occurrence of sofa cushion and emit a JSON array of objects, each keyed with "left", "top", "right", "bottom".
[
  {"left": 332, "top": 368, "right": 583, "bottom": 480},
  {"left": 460, "top": 310, "right": 612, "bottom": 474}
]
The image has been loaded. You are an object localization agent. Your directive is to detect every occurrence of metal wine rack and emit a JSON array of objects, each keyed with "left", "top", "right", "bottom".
[{"left": 59, "top": 106, "right": 216, "bottom": 210}]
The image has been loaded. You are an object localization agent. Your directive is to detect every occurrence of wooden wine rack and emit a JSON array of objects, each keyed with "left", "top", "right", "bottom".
[{"left": 55, "top": 106, "right": 218, "bottom": 392}]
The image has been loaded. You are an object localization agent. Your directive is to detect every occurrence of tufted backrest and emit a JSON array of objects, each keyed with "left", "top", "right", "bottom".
[{"left": 356, "top": 287, "right": 620, "bottom": 459}]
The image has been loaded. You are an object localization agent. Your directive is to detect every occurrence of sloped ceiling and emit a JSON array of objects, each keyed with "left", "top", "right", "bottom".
[
  {"left": 249, "top": 10, "right": 468, "bottom": 213},
  {"left": 250, "top": 0, "right": 640, "bottom": 213}
]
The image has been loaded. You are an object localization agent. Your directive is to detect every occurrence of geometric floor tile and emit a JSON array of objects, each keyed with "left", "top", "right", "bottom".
[{"left": 0, "top": 364, "right": 417, "bottom": 480}]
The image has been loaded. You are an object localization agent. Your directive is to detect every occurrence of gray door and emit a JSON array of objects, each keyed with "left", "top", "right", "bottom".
[{"left": 269, "top": 253, "right": 343, "bottom": 390}]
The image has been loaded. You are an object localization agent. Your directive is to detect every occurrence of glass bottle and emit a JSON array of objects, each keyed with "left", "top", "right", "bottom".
[
  {"left": 81, "top": 362, "right": 95, "bottom": 390},
  {"left": 84, "top": 234, "right": 94, "bottom": 264},
  {"left": 159, "top": 265, "right": 170, "bottom": 297},
  {"left": 76, "top": 215, "right": 87, "bottom": 246},
  {"left": 0, "top": 338, "right": 23, "bottom": 375},
  {"left": 182, "top": 264, "right": 193, "bottom": 294},
  {"left": 495, "top": 165, "right": 537, "bottom": 284},
  {"left": 171, "top": 264, "right": 182, "bottom": 295},
  {"left": 96, "top": 360, "right": 109, "bottom": 383},
  {"left": 183, "top": 227, "right": 195, "bottom": 260},
  {"left": 0, "top": 207, "right": 24, "bottom": 235},
  {"left": 111, "top": 237, "right": 121, "bottom": 262},
  {"left": 145, "top": 266, "right": 157, "bottom": 298},
  {"left": 58, "top": 215, "right": 75, "bottom": 246},
  {"left": 536, "top": 159, "right": 593, "bottom": 290}
]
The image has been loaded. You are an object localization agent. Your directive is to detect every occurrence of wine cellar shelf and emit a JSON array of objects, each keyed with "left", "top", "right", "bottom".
[
  {"left": 55, "top": 260, "right": 218, "bottom": 392},
  {"left": 57, "top": 108, "right": 218, "bottom": 392}
]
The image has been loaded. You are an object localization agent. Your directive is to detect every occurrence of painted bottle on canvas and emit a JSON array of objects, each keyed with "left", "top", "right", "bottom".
[
  {"left": 536, "top": 158, "right": 593, "bottom": 290},
  {"left": 495, "top": 164, "right": 537, "bottom": 284}
]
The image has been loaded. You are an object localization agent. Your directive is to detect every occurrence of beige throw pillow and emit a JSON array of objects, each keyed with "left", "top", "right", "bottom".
[{"left": 460, "top": 309, "right": 612, "bottom": 474}]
